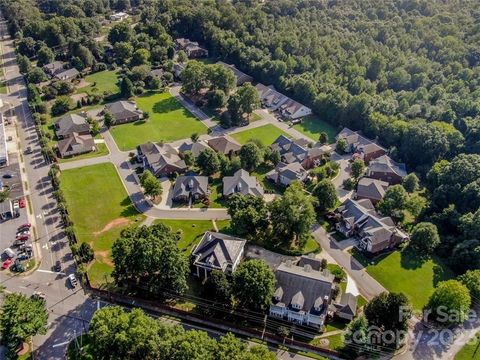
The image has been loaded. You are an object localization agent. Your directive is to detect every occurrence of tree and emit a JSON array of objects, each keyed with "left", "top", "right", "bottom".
[
  {"left": 336, "top": 138, "right": 348, "bottom": 154},
  {"left": 425, "top": 280, "right": 471, "bottom": 326},
  {"left": 269, "top": 182, "right": 316, "bottom": 246},
  {"left": 120, "top": 76, "right": 134, "bottom": 98},
  {"left": 27, "top": 67, "right": 47, "bottom": 84},
  {"left": 183, "top": 151, "right": 194, "bottom": 166},
  {"left": 203, "top": 270, "right": 232, "bottom": 306},
  {"left": 112, "top": 224, "right": 189, "bottom": 296},
  {"left": 378, "top": 185, "right": 408, "bottom": 218},
  {"left": 91, "top": 119, "right": 101, "bottom": 136},
  {"left": 237, "top": 83, "right": 260, "bottom": 119},
  {"left": 131, "top": 48, "right": 151, "bottom": 66},
  {"left": 191, "top": 133, "right": 199, "bottom": 143},
  {"left": 76, "top": 242, "right": 94, "bottom": 263},
  {"left": 108, "top": 22, "right": 133, "bottom": 44},
  {"left": 344, "top": 315, "right": 369, "bottom": 350},
  {"left": 207, "top": 89, "right": 227, "bottom": 108},
  {"left": 227, "top": 194, "right": 269, "bottom": 237},
  {"left": 233, "top": 260, "right": 276, "bottom": 311},
  {"left": 207, "top": 64, "right": 236, "bottom": 95},
  {"left": 181, "top": 61, "right": 207, "bottom": 95},
  {"left": 177, "top": 50, "right": 188, "bottom": 63},
  {"left": 458, "top": 270, "right": 480, "bottom": 300},
  {"left": 364, "top": 292, "right": 412, "bottom": 347},
  {"left": 37, "top": 46, "right": 54, "bottom": 67},
  {"left": 451, "top": 239, "right": 480, "bottom": 273},
  {"left": 0, "top": 293, "right": 48, "bottom": 355},
  {"left": 351, "top": 158, "right": 365, "bottom": 179},
  {"left": 196, "top": 148, "right": 220, "bottom": 175},
  {"left": 17, "top": 54, "right": 31, "bottom": 74},
  {"left": 140, "top": 170, "right": 162, "bottom": 199},
  {"left": 264, "top": 147, "right": 281, "bottom": 166},
  {"left": 409, "top": 222, "right": 440, "bottom": 256},
  {"left": 459, "top": 209, "right": 480, "bottom": 239},
  {"left": 103, "top": 110, "right": 114, "bottom": 128},
  {"left": 51, "top": 96, "right": 72, "bottom": 116},
  {"left": 113, "top": 41, "right": 133, "bottom": 64},
  {"left": 313, "top": 179, "right": 338, "bottom": 212},
  {"left": 239, "top": 142, "right": 263, "bottom": 171},
  {"left": 403, "top": 173, "right": 419, "bottom": 193},
  {"left": 318, "top": 132, "right": 329, "bottom": 145}
]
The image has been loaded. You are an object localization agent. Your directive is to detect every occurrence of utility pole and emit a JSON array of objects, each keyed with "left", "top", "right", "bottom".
[{"left": 261, "top": 314, "right": 267, "bottom": 339}]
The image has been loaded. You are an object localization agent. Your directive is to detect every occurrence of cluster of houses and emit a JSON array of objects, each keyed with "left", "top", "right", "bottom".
[
  {"left": 175, "top": 38, "right": 209, "bottom": 58},
  {"left": 43, "top": 61, "right": 80, "bottom": 82},
  {"left": 53, "top": 100, "right": 143, "bottom": 158},
  {"left": 191, "top": 231, "right": 357, "bottom": 329},
  {"left": 332, "top": 128, "right": 409, "bottom": 255}
]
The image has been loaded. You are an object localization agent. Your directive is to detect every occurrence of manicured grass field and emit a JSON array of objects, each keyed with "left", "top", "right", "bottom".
[
  {"left": 353, "top": 249, "right": 454, "bottom": 310},
  {"left": 60, "top": 163, "right": 144, "bottom": 285},
  {"left": 231, "top": 124, "right": 291, "bottom": 146},
  {"left": 293, "top": 115, "right": 337, "bottom": 143},
  {"left": 110, "top": 92, "right": 208, "bottom": 151},
  {"left": 76, "top": 70, "right": 120, "bottom": 95},
  {"left": 454, "top": 332, "right": 480, "bottom": 360},
  {"left": 154, "top": 219, "right": 218, "bottom": 253}
]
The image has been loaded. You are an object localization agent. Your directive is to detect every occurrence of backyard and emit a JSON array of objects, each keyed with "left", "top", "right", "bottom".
[
  {"left": 75, "top": 70, "right": 120, "bottom": 96},
  {"left": 60, "top": 163, "right": 144, "bottom": 285},
  {"left": 292, "top": 115, "right": 338, "bottom": 143},
  {"left": 110, "top": 92, "right": 208, "bottom": 151},
  {"left": 231, "top": 124, "right": 292, "bottom": 146},
  {"left": 454, "top": 332, "right": 480, "bottom": 360},
  {"left": 353, "top": 249, "right": 454, "bottom": 310}
]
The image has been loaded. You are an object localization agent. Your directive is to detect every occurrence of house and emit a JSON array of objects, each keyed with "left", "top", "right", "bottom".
[
  {"left": 256, "top": 84, "right": 289, "bottom": 110},
  {"left": 266, "top": 162, "right": 307, "bottom": 187},
  {"left": 149, "top": 69, "right": 164, "bottom": 79},
  {"left": 355, "top": 177, "right": 389, "bottom": 204},
  {"left": 216, "top": 62, "right": 253, "bottom": 86},
  {"left": 43, "top": 61, "right": 65, "bottom": 77},
  {"left": 178, "top": 140, "right": 211, "bottom": 158},
  {"left": 271, "top": 135, "right": 327, "bottom": 169},
  {"left": 109, "top": 12, "right": 129, "bottom": 21},
  {"left": 335, "top": 198, "right": 409, "bottom": 254},
  {"left": 174, "top": 63, "right": 186, "bottom": 79},
  {"left": 54, "top": 114, "right": 90, "bottom": 139},
  {"left": 0, "top": 117, "right": 7, "bottom": 167},
  {"left": 137, "top": 142, "right": 187, "bottom": 177},
  {"left": 367, "top": 155, "right": 407, "bottom": 185},
  {"left": 54, "top": 68, "right": 80, "bottom": 81},
  {"left": 269, "top": 260, "right": 334, "bottom": 328},
  {"left": 333, "top": 293, "right": 358, "bottom": 321},
  {"left": 191, "top": 231, "right": 246, "bottom": 278},
  {"left": 279, "top": 99, "right": 312, "bottom": 120},
  {"left": 207, "top": 136, "right": 241, "bottom": 157},
  {"left": 172, "top": 174, "right": 209, "bottom": 203},
  {"left": 223, "top": 169, "right": 264, "bottom": 197},
  {"left": 105, "top": 101, "right": 143, "bottom": 124},
  {"left": 335, "top": 128, "right": 386, "bottom": 162},
  {"left": 175, "top": 38, "right": 209, "bottom": 58},
  {"left": 57, "top": 133, "right": 96, "bottom": 158}
]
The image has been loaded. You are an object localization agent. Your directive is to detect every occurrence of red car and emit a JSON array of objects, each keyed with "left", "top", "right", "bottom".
[
  {"left": 16, "top": 235, "right": 29, "bottom": 241},
  {"left": 19, "top": 198, "right": 26, "bottom": 208},
  {"left": 19, "top": 223, "right": 31, "bottom": 230},
  {"left": 2, "top": 258, "right": 12, "bottom": 269}
]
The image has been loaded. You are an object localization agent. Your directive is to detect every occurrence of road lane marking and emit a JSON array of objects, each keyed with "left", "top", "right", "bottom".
[
  {"left": 52, "top": 341, "right": 70, "bottom": 348},
  {"left": 37, "top": 269, "right": 65, "bottom": 275}
]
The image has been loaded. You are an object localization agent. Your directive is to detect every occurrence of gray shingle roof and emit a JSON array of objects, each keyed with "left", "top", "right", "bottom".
[
  {"left": 172, "top": 175, "right": 208, "bottom": 199},
  {"left": 57, "top": 133, "right": 95, "bottom": 157},
  {"left": 368, "top": 155, "right": 407, "bottom": 178},
  {"left": 138, "top": 142, "right": 186, "bottom": 175},
  {"left": 207, "top": 137, "right": 241, "bottom": 155},
  {"left": 191, "top": 231, "right": 246, "bottom": 272},
  {"left": 336, "top": 292, "right": 358, "bottom": 316},
  {"left": 273, "top": 262, "right": 334, "bottom": 315},
  {"left": 178, "top": 140, "right": 211, "bottom": 158},
  {"left": 54, "top": 68, "right": 80, "bottom": 80},
  {"left": 54, "top": 114, "right": 90, "bottom": 137},
  {"left": 222, "top": 169, "right": 264, "bottom": 197},
  {"left": 105, "top": 100, "right": 143, "bottom": 121},
  {"left": 356, "top": 177, "right": 389, "bottom": 201},
  {"left": 216, "top": 62, "right": 253, "bottom": 86}
]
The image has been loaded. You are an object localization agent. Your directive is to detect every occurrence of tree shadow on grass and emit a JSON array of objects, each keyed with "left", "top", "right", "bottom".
[
  {"left": 400, "top": 247, "right": 427, "bottom": 270},
  {"left": 132, "top": 120, "right": 147, "bottom": 126},
  {"left": 152, "top": 96, "right": 182, "bottom": 114}
]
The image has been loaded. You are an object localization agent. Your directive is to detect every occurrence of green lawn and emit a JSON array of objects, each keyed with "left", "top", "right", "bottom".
[
  {"left": 76, "top": 70, "right": 120, "bottom": 96},
  {"left": 60, "top": 163, "right": 144, "bottom": 286},
  {"left": 252, "top": 163, "right": 284, "bottom": 195},
  {"left": 231, "top": 124, "right": 292, "bottom": 146},
  {"left": 293, "top": 115, "right": 337, "bottom": 143},
  {"left": 353, "top": 249, "right": 454, "bottom": 310},
  {"left": 154, "top": 219, "right": 217, "bottom": 253},
  {"left": 193, "top": 178, "right": 226, "bottom": 209},
  {"left": 110, "top": 92, "right": 208, "bottom": 151},
  {"left": 455, "top": 332, "right": 480, "bottom": 360},
  {"left": 0, "top": 81, "right": 7, "bottom": 94}
]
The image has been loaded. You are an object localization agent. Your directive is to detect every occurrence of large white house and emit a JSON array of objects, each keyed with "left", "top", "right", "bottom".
[{"left": 269, "top": 259, "right": 334, "bottom": 328}]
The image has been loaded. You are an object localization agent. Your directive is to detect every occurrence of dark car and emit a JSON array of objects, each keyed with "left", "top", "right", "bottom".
[
  {"left": 54, "top": 260, "right": 61, "bottom": 272},
  {"left": 24, "top": 147, "right": 32, "bottom": 154}
]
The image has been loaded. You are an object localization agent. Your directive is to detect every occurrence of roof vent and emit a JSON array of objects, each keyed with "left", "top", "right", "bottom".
[{"left": 304, "top": 264, "right": 312, "bottom": 272}]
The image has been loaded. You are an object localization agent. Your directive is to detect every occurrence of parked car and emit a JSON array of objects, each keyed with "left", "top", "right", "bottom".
[
  {"left": 2, "top": 258, "right": 12, "bottom": 269},
  {"left": 3, "top": 248, "right": 15, "bottom": 258},
  {"left": 68, "top": 274, "right": 77, "bottom": 287},
  {"left": 16, "top": 229, "right": 30, "bottom": 236},
  {"left": 54, "top": 260, "right": 61, "bottom": 272},
  {"left": 12, "top": 200, "right": 19, "bottom": 210},
  {"left": 19, "top": 198, "right": 26, "bottom": 208},
  {"left": 2, "top": 173, "right": 14, "bottom": 179},
  {"left": 31, "top": 292, "right": 46, "bottom": 301},
  {"left": 24, "top": 147, "right": 32, "bottom": 154},
  {"left": 16, "top": 235, "right": 29, "bottom": 241},
  {"left": 18, "top": 223, "right": 31, "bottom": 230},
  {"left": 13, "top": 239, "right": 27, "bottom": 247}
]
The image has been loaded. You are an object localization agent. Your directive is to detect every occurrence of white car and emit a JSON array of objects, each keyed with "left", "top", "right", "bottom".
[
  {"left": 3, "top": 248, "right": 15, "bottom": 258},
  {"left": 68, "top": 274, "right": 78, "bottom": 287},
  {"left": 12, "top": 200, "right": 19, "bottom": 210}
]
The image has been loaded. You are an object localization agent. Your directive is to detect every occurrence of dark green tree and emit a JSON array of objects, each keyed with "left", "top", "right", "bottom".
[
  {"left": 425, "top": 280, "right": 471, "bottom": 326},
  {"left": 196, "top": 148, "right": 220, "bottom": 175}
]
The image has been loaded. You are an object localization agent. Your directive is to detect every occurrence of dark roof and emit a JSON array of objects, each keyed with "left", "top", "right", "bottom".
[
  {"left": 105, "top": 101, "right": 143, "bottom": 120},
  {"left": 267, "top": 162, "right": 307, "bottom": 183},
  {"left": 172, "top": 175, "right": 208, "bottom": 199},
  {"left": 297, "top": 255, "right": 323, "bottom": 271},
  {"left": 271, "top": 135, "right": 325, "bottom": 165},
  {"left": 43, "top": 61, "right": 64, "bottom": 75},
  {"left": 336, "top": 293, "right": 358, "bottom": 316},
  {"left": 191, "top": 231, "right": 246, "bottom": 271},
  {"left": 368, "top": 155, "right": 407, "bottom": 178},
  {"left": 356, "top": 177, "right": 389, "bottom": 201},
  {"left": 216, "top": 62, "right": 253, "bottom": 86},
  {"left": 223, "top": 169, "right": 264, "bottom": 197},
  {"left": 57, "top": 133, "right": 95, "bottom": 157},
  {"left": 207, "top": 137, "right": 241, "bottom": 155},
  {"left": 273, "top": 262, "right": 334, "bottom": 315},
  {"left": 54, "top": 114, "right": 90, "bottom": 137},
  {"left": 138, "top": 142, "right": 186, "bottom": 175},
  {"left": 178, "top": 140, "right": 211, "bottom": 158},
  {"left": 54, "top": 68, "right": 80, "bottom": 80}
]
